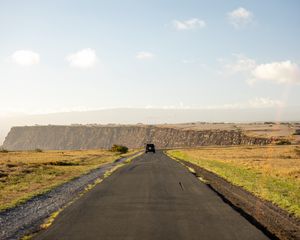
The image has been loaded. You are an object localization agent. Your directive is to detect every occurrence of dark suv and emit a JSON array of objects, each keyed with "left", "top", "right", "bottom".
[{"left": 145, "top": 144, "right": 155, "bottom": 153}]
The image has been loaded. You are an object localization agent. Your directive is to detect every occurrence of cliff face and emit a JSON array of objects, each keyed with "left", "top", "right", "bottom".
[{"left": 2, "top": 125, "right": 272, "bottom": 150}]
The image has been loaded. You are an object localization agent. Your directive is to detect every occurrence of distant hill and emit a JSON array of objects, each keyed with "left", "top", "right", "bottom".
[
  {"left": 1, "top": 107, "right": 300, "bottom": 145},
  {"left": 3, "top": 125, "right": 272, "bottom": 150}
]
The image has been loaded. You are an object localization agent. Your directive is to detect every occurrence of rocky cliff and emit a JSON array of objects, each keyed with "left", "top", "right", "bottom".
[{"left": 2, "top": 125, "right": 272, "bottom": 150}]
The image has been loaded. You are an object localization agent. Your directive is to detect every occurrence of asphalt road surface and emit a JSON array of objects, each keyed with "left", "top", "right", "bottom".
[{"left": 35, "top": 151, "right": 269, "bottom": 240}]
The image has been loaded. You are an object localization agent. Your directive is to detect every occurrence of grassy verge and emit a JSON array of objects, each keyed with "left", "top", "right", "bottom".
[
  {"left": 0, "top": 149, "right": 138, "bottom": 211},
  {"left": 167, "top": 145, "right": 300, "bottom": 218},
  {"left": 18, "top": 150, "right": 142, "bottom": 240}
]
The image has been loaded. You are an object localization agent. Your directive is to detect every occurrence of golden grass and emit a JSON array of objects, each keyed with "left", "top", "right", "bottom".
[
  {"left": 0, "top": 149, "right": 136, "bottom": 210},
  {"left": 167, "top": 145, "right": 300, "bottom": 217},
  {"left": 174, "top": 145, "right": 300, "bottom": 179}
]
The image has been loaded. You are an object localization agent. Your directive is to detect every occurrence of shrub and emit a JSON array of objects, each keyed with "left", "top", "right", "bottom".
[
  {"left": 0, "top": 171, "right": 8, "bottom": 178},
  {"left": 111, "top": 144, "right": 128, "bottom": 154},
  {"left": 35, "top": 148, "right": 43, "bottom": 152},
  {"left": 293, "top": 129, "right": 300, "bottom": 135},
  {"left": 264, "top": 122, "right": 275, "bottom": 125},
  {"left": 49, "top": 161, "right": 79, "bottom": 166},
  {"left": 295, "top": 147, "right": 300, "bottom": 157},
  {"left": 275, "top": 140, "right": 291, "bottom": 145},
  {"left": 0, "top": 148, "right": 8, "bottom": 153}
]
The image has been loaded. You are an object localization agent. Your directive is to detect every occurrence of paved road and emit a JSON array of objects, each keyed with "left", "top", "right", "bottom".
[{"left": 35, "top": 151, "right": 269, "bottom": 240}]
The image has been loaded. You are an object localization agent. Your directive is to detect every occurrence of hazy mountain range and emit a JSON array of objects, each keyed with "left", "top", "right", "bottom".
[{"left": 1, "top": 107, "right": 300, "bottom": 145}]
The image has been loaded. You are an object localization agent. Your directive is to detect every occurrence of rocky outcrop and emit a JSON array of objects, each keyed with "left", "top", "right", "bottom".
[{"left": 2, "top": 125, "right": 272, "bottom": 150}]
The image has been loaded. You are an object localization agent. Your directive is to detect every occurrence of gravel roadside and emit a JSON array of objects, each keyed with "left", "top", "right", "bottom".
[{"left": 0, "top": 152, "right": 141, "bottom": 240}]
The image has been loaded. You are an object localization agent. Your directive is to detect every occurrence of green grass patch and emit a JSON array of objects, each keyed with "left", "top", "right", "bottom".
[{"left": 167, "top": 149, "right": 300, "bottom": 218}]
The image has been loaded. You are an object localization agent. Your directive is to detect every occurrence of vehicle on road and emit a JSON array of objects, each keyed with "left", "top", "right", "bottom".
[{"left": 145, "top": 144, "right": 155, "bottom": 153}]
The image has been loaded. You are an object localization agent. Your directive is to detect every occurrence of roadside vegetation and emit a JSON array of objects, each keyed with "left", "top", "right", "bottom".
[
  {"left": 0, "top": 149, "right": 136, "bottom": 211},
  {"left": 0, "top": 148, "right": 9, "bottom": 153},
  {"left": 111, "top": 144, "right": 128, "bottom": 153},
  {"left": 167, "top": 145, "right": 300, "bottom": 217}
]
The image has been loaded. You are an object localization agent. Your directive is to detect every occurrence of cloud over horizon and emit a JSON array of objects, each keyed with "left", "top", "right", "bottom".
[
  {"left": 228, "top": 7, "right": 253, "bottom": 29},
  {"left": 66, "top": 48, "right": 97, "bottom": 69},
  {"left": 221, "top": 55, "right": 300, "bottom": 85},
  {"left": 173, "top": 18, "right": 206, "bottom": 30},
  {"left": 248, "top": 97, "right": 284, "bottom": 108},
  {"left": 0, "top": 1, "right": 299, "bottom": 122},
  {"left": 222, "top": 54, "right": 256, "bottom": 75},
  {"left": 9, "top": 50, "right": 40, "bottom": 66},
  {"left": 251, "top": 61, "right": 300, "bottom": 85},
  {"left": 200, "top": 97, "right": 284, "bottom": 110},
  {"left": 135, "top": 51, "right": 155, "bottom": 60}
]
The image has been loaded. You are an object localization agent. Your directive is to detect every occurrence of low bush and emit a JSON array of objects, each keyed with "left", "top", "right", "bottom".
[
  {"left": 111, "top": 144, "right": 128, "bottom": 154},
  {"left": 0, "top": 171, "right": 8, "bottom": 178},
  {"left": 35, "top": 148, "right": 43, "bottom": 152},
  {"left": 294, "top": 147, "right": 300, "bottom": 156},
  {"left": 49, "top": 161, "right": 79, "bottom": 166},
  {"left": 276, "top": 140, "right": 291, "bottom": 145},
  {"left": 293, "top": 129, "right": 300, "bottom": 135},
  {"left": 0, "top": 148, "right": 9, "bottom": 153}
]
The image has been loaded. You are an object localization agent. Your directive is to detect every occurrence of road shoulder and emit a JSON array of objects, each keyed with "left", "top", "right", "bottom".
[{"left": 166, "top": 151, "right": 300, "bottom": 240}]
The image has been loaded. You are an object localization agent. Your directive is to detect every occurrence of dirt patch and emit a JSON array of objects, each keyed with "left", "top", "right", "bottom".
[{"left": 179, "top": 159, "right": 300, "bottom": 240}]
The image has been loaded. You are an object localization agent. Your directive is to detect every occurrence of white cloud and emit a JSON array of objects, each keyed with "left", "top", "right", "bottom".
[
  {"left": 136, "top": 51, "right": 155, "bottom": 60},
  {"left": 145, "top": 104, "right": 192, "bottom": 109},
  {"left": 220, "top": 55, "right": 300, "bottom": 85},
  {"left": 223, "top": 54, "right": 256, "bottom": 74},
  {"left": 173, "top": 18, "right": 206, "bottom": 30},
  {"left": 202, "top": 97, "right": 283, "bottom": 109},
  {"left": 248, "top": 97, "right": 284, "bottom": 108},
  {"left": 228, "top": 7, "right": 253, "bottom": 29},
  {"left": 66, "top": 48, "right": 97, "bottom": 69},
  {"left": 10, "top": 50, "right": 40, "bottom": 66},
  {"left": 251, "top": 61, "right": 300, "bottom": 84},
  {"left": 143, "top": 98, "right": 283, "bottom": 110}
]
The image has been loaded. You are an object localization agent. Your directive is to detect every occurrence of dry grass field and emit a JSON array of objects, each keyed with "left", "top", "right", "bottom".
[
  {"left": 0, "top": 149, "right": 135, "bottom": 211},
  {"left": 167, "top": 145, "right": 300, "bottom": 217}
]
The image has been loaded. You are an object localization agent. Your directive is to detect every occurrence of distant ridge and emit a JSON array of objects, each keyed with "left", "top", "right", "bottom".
[
  {"left": 3, "top": 125, "right": 272, "bottom": 150},
  {"left": 1, "top": 107, "right": 299, "bottom": 144}
]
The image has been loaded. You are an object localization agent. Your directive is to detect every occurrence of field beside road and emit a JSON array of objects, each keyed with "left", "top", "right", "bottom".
[
  {"left": 167, "top": 145, "right": 300, "bottom": 217},
  {"left": 34, "top": 151, "right": 269, "bottom": 240},
  {"left": 0, "top": 149, "right": 135, "bottom": 211}
]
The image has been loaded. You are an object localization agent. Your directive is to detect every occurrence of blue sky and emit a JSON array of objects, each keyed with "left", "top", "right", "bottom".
[{"left": 0, "top": 0, "right": 299, "bottom": 115}]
